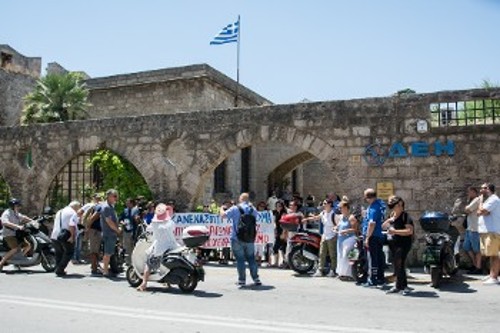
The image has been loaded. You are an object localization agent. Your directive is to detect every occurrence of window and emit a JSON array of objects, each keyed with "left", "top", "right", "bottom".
[
  {"left": 214, "top": 160, "right": 226, "bottom": 193},
  {"left": 1, "top": 52, "right": 13, "bottom": 68},
  {"left": 44, "top": 152, "right": 102, "bottom": 209},
  {"left": 430, "top": 99, "right": 499, "bottom": 127},
  {"left": 241, "top": 147, "right": 251, "bottom": 193}
]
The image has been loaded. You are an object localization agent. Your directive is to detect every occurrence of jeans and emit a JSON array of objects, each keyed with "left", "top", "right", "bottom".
[
  {"left": 368, "top": 236, "right": 385, "bottom": 284},
  {"left": 72, "top": 232, "right": 83, "bottom": 261},
  {"left": 231, "top": 239, "right": 259, "bottom": 283},
  {"left": 52, "top": 239, "right": 74, "bottom": 274}
]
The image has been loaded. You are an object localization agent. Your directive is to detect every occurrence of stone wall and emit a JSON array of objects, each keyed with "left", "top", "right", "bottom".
[
  {"left": 1, "top": 54, "right": 499, "bottom": 265},
  {"left": 0, "top": 69, "right": 36, "bottom": 126},
  {"left": 86, "top": 64, "right": 271, "bottom": 119},
  {"left": 0, "top": 45, "right": 41, "bottom": 78},
  {"left": 0, "top": 45, "right": 40, "bottom": 127}
]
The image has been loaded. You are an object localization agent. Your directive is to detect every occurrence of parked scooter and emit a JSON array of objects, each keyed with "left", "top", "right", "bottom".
[
  {"left": 0, "top": 216, "right": 56, "bottom": 272},
  {"left": 126, "top": 226, "right": 208, "bottom": 293},
  {"left": 281, "top": 214, "right": 321, "bottom": 274},
  {"left": 420, "top": 211, "right": 459, "bottom": 288}
]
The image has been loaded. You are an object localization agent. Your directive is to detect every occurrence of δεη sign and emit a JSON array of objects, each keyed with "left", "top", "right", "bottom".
[{"left": 364, "top": 140, "right": 455, "bottom": 166}]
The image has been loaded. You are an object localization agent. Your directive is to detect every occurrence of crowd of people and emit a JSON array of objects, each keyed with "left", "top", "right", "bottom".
[{"left": 1, "top": 181, "right": 498, "bottom": 291}]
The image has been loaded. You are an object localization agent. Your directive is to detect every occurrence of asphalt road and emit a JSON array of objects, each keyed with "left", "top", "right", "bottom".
[{"left": 0, "top": 263, "right": 498, "bottom": 333}]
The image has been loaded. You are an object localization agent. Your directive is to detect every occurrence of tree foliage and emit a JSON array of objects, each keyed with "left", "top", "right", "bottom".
[
  {"left": 0, "top": 176, "right": 10, "bottom": 210},
  {"left": 87, "top": 150, "right": 152, "bottom": 211},
  {"left": 22, "top": 72, "right": 90, "bottom": 124}
]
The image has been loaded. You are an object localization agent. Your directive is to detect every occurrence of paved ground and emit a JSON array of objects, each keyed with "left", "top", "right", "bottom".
[{"left": 0, "top": 262, "right": 498, "bottom": 333}]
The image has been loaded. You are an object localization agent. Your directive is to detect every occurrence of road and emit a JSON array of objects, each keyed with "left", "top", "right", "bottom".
[{"left": 0, "top": 263, "right": 498, "bottom": 333}]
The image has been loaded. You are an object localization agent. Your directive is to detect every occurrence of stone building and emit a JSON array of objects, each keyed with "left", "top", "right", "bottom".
[
  {"left": 1, "top": 45, "right": 500, "bottom": 265},
  {"left": 0, "top": 45, "right": 41, "bottom": 127}
]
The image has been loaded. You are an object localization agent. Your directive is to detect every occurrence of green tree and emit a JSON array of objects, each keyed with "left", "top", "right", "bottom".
[
  {"left": 87, "top": 150, "right": 152, "bottom": 211},
  {"left": 21, "top": 72, "right": 90, "bottom": 124},
  {"left": 0, "top": 176, "right": 10, "bottom": 210}
]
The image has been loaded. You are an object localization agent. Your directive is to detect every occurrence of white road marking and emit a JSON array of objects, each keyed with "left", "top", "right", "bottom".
[{"left": 0, "top": 294, "right": 410, "bottom": 333}]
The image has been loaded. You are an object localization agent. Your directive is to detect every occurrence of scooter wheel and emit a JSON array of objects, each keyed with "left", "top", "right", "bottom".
[
  {"left": 41, "top": 250, "right": 57, "bottom": 272},
  {"left": 288, "top": 246, "right": 315, "bottom": 274},
  {"left": 126, "top": 265, "right": 143, "bottom": 288},
  {"left": 430, "top": 266, "right": 442, "bottom": 288},
  {"left": 178, "top": 273, "right": 198, "bottom": 293}
]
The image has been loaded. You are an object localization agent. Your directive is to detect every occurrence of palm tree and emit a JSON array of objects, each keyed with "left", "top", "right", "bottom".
[{"left": 21, "top": 72, "right": 91, "bottom": 124}]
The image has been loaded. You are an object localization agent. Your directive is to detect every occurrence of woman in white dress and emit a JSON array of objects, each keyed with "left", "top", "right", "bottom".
[
  {"left": 336, "top": 201, "right": 358, "bottom": 279},
  {"left": 137, "top": 202, "right": 180, "bottom": 291}
]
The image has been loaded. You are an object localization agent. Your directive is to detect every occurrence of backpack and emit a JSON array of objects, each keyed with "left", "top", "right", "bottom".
[
  {"left": 82, "top": 205, "right": 96, "bottom": 228},
  {"left": 236, "top": 205, "right": 257, "bottom": 243}
]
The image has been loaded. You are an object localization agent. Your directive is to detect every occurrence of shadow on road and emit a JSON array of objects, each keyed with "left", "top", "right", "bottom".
[
  {"left": 58, "top": 273, "right": 86, "bottom": 279},
  {"left": 238, "top": 284, "right": 275, "bottom": 292},
  {"left": 2, "top": 269, "right": 47, "bottom": 275},
  {"left": 403, "top": 291, "right": 439, "bottom": 298},
  {"left": 436, "top": 281, "right": 477, "bottom": 294},
  {"left": 143, "top": 286, "right": 224, "bottom": 298}
]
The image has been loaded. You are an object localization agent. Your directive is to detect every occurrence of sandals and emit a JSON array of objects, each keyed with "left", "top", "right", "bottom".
[{"left": 136, "top": 285, "right": 147, "bottom": 292}]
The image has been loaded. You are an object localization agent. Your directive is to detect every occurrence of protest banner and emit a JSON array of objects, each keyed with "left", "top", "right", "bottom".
[{"left": 171, "top": 211, "right": 274, "bottom": 249}]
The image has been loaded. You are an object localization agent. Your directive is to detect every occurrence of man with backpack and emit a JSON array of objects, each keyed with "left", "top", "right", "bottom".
[
  {"left": 82, "top": 193, "right": 103, "bottom": 275},
  {"left": 220, "top": 192, "right": 262, "bottom": 287}
]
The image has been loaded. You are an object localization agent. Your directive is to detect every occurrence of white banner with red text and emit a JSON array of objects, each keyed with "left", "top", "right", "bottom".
[{"left": 171, "top": 211, "right": 275, "bottom": 248}]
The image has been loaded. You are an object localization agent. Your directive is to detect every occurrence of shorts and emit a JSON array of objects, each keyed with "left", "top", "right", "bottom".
[
  {"left": 463, "top": 230, "right": 480, "bottom": 253},
  {"left": 4, "top": 236, "right": 20, "bottom": 250},
  {"left": 102, "top": 235, "right": 117, "bottom": 256},
  {"left": 479, "top": 233, "right": 500, "bottom": 257},
  {"left": 88, "top": 229, "right": 102, "bottom": 254}
]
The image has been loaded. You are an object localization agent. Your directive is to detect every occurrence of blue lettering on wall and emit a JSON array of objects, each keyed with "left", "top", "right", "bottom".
[
  {"left": 363, "top": 140, "right": 455, "bottom": 166},
  {"left": 411, "top": 141, "right": 430, "bottom": 157},
  {"left": 434, "top": 140, "right": 455, "bottom": 156},
  {"left": 388, "top": 142, "right": 408, "bottom": 158}
]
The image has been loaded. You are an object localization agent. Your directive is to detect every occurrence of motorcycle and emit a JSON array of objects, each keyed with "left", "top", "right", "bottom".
[
  {"left": 0, "top": 216, "right": 57, "bottom": 272},
  {"left": 109, "top": 238, "right": 126, "bottom": 275},
  {"left": 281, "top": 214, "right": 321, "bottom": 274},
  {"left": 420, "top": 211, "right": 459, "bottom": 288},
  {"left": 126, "top": 225, "right": 208, "bottom": 293}
]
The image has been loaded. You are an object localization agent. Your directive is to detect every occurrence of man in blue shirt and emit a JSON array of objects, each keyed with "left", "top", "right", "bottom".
[
  {"left": 100, "top": 189, "right": 121, "bottom": 277},
  {"left": 220, "top": 192, "right": 262, "bottom": 287},
  {"left": 362, "top": 188, "right": 387, "bottom": 286}
]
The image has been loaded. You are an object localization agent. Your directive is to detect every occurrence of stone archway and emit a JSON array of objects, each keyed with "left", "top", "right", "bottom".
[
  {"left": 267, "top": 151, "right": 315, "bottom": 194},
  {"left": 182, "top": 125, "right": 345, "bottom": 208},
  {"left": 30, "top": 136, "right": 169, "bottom": 214}
]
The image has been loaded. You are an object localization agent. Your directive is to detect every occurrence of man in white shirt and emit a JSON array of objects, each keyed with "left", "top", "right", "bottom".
[
  {"left": 267, "top": 191, "right": 279, "bottom": 212},
  {"left": 51, "top": 201, "right": 80, "bottom": 277},
  {"left": 477, "top": 183, "right": 500, "bottom": 285}
]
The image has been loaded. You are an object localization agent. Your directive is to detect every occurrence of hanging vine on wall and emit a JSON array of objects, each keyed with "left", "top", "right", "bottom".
[{"left": 87, "top": 149, "right": 152, "bottom": 211}]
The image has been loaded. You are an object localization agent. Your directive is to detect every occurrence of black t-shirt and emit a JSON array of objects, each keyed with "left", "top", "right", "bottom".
[{"left": 392, "top": 212, "right": 413, "bottom": 247}]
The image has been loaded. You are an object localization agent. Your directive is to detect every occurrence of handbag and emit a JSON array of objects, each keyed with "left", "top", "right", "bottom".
[
  {"left": 57, "top": 229, "right": 71, "bottom": 242},
  {"left": 56, "top": 211, "right": 71, "bottom": 242}
]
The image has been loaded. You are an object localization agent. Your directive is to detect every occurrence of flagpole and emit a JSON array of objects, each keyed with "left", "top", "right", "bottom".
[{"left": 235, "top": 15, "right": 241, "bottom": 107}]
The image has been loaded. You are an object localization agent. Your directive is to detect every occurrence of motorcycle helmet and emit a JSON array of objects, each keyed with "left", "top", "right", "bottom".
[{"left": 8, "top": 198, "right": 22, "bottom": 208}]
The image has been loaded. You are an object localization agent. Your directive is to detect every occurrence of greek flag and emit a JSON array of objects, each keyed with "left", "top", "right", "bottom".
[{"left": 210, "top": 18, "right": 239, "bottom": 45}]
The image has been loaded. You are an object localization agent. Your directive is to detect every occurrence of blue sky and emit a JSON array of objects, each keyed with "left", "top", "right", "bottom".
[{"left": 2, "top": 0, "right": 500, "bottom": 104}]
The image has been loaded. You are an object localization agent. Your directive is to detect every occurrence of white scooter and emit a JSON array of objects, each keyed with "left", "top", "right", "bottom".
[{"left": 126, "top": 225, "right": 209, "bottom": 293}]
